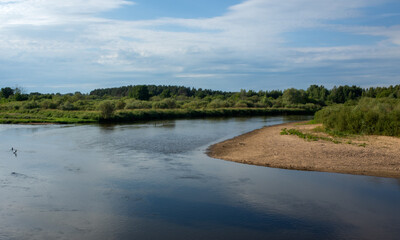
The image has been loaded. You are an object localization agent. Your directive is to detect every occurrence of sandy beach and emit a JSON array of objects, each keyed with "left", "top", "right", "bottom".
[{"left": 208, "top": 122, "right": 400, "bottom": 178}]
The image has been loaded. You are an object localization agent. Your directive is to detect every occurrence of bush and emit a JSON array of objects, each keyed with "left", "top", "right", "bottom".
[
  {"left": 152, "top": 98, "right": 177, "bottom": 109},
  {"left": 256, "top": 97, "right": 273, "bottom": 108},
  {"left": 125, "top": 100, "right": 152, "bottom": 109},
  {"left": 182, "top": 100, "right": 208, "bottom": 109},
  {"left": 59, "top": 102, "right": 78, "bottom": 111},
  {"left": 235, "top": 100, "right": 252, "bottom": 108},
  {"left": 40, "top": 99, "right": 59, "bottom": 109},
  {"left": 98, "top": 101, "right": 115, "bottom": 119},
  {"left": 115, "top": 100, "right": 126, "bottom": 110},
  {"left": 207, "top": 99, "right": 231, "bottom": 108},
  {"left": 315, "top": 97, "right": 400, "bottom": 136},
  {"left": 23, "top": 101, "right": 40, "bottom": 109}
]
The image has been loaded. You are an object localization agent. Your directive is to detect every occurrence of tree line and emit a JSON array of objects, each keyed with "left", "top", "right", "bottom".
[
  {"left": 90, "top": 84, "right": 400, "bottom": 105},
  {"left": 1, "top": 84, "right": 400, "bottom": 107}
]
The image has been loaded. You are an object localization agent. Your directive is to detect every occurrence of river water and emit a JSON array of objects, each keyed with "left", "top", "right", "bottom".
[{"left": 0, "top": 116, "right": 399, "bottom": 240}]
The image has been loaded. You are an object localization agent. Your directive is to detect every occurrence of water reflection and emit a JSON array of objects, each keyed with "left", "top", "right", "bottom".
[{"left": 0, "top": 116, "right": 399, "bottom": 240}]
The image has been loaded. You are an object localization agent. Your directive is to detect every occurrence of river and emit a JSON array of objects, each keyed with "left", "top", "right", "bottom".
[{"left": 0, "top": 116, "right": 399, "bottom": 240}]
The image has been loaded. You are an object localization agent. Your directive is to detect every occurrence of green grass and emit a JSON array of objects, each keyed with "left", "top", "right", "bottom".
[
  {"left": 281, "top": 128, "right": 342, "bottom": 144},
  {"left": 280, "top": 127, "right": 371, "bottom": 147},
  {"left": 294, "top": 119, "right": 317, "bottom": 126},
  {"left": 312, "top": 125, "right": 350, "bottom": 138},
  {"left": 0, "top": 108, "right": 314, "bottom": 124},
  {"left": 0, "top": 110, "right": 99, "bottom": 124}
]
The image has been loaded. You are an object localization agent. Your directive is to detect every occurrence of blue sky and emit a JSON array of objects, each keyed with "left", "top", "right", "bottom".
[{"left": 0, "top": 0, "right": 399, "bottom": 93}]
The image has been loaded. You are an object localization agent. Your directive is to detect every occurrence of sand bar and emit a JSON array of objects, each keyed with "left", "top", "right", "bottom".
[{"left": 208, "top": 122, "right": 400, "bottom": 178}]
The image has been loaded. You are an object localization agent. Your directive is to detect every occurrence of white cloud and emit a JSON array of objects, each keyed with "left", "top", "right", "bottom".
[
  {"left": 0, "top": 0, "right": 133, "bottom": 26},
  {"left": 0, "top": 0, "right": 399, "bottom": 92},
  {"left": 350, "top": 25, "right": 400, "bottom": 45}
]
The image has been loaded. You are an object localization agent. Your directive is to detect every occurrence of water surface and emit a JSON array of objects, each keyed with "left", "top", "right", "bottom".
[{"left": 0, "top": 116, "right": 399, "bottom": 240}]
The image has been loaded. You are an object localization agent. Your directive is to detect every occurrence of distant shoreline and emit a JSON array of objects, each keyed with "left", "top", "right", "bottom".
[
  {"left": 207, "top": 122, "right": 400, "bottom": 178},
  {"left": 0, "top": 108, "right": 314, "bottom": 124}
]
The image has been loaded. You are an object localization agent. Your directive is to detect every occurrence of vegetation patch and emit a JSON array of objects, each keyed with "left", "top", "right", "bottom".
[
  {"left": 315, "top": 98, "right": 400, "bottom": 137},
  {"left": 1, "top": 84, "right": 399, "bottom": 126},
  {"left": 279, "top": 126, "right": 372, "bottom": 147},
  {"left": 281, "top": 128, "right": 340, "bottom": 143}
]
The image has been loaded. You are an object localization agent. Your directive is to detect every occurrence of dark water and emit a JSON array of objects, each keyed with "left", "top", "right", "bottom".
[{"left": 0, "top": 116, "right": 399, "bottom": 240}]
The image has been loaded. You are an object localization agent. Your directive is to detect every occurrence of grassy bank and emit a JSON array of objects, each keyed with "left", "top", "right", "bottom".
[
  {"left": 0, "top": 110, "right": 99, "bottom": 124},
  {"left": 0, "top": 108, "right": 315, "bottom": 124}
]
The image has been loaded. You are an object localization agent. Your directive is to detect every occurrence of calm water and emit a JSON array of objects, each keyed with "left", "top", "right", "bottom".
[{"left": 0, "top": 116, "right": 399, "bottom": 240}]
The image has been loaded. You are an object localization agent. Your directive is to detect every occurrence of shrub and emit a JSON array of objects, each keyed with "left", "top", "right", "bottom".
[
  {"left": 182, "top": 100, "right": 208, "bottom": 109},
  {"left": 234, "top": 100, "right": 249, "bottom": 108},
  {"left": 152, "top": 98, "right": 177, "bottom": 109},
  {"left": 40, "top": 99, "right": 59, "bottom": 109},
  {"left": 315, "top": 97, "right": 400, "bottom": 136},
  {"left": 125, "top": 100, "right": 152, "bottom": 109},
  {"left": 23, "top": 101, "right": 40, "bottom": 109},
  {"left": 207, "top": 99, "right": 231, "bottom": 108},
  {"left": 59, "top": 101, "right": 78, "bottom": 111},
  {"left": 98, "top": 101, "right": 115, "bottom": 119},
  {"left": 115, "top": 100, "right": 126, "bottom": 110}
]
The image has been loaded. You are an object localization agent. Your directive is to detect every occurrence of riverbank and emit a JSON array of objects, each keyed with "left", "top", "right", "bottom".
[
  {"left": 0, "top": 108, "right": 314, "bottom": 124},
  {"left": 208, "top": 122, "right": 400, "bottom": 178}
]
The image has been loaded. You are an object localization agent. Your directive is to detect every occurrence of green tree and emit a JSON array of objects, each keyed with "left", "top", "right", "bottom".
[
  {"left": 282, "top": 88, "right": 307, "bottom": 105},
  {"left": 14, "top": 92, "right": 28, "bottom": 101},
  {"left": 195, "top": 88, "right": 206, "bottom": 98},
  {"left": 306, "top": 85, "right": 329, "bottom": 103},
  {"left": 130, "top": 85, "right": 150, "bottom": 100},
  {"left": 328, "top": 85, "right": 362, "bottom": 103},
  {"left": 265, "top": 90, "right": 283, "bottom": 99},
  {"left": 160, "top": 89, "right": 171, "bottom": 98},
  {"left": 1, "top": 87, "right": 14, "bottom": 99}
]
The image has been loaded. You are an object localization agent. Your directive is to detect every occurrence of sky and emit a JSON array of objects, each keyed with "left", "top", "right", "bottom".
[{"left": 0, "top": 0, "right": 400, "bottom": 93}]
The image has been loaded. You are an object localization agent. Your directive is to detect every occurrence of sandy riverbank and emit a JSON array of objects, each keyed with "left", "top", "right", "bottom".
[{"left": 207, "top": 122, "right": 400, "bottom": 178}]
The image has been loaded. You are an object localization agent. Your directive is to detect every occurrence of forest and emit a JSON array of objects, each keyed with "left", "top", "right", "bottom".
[{"left": 0, "top": 84, "right": 399, "bottom": 136}]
